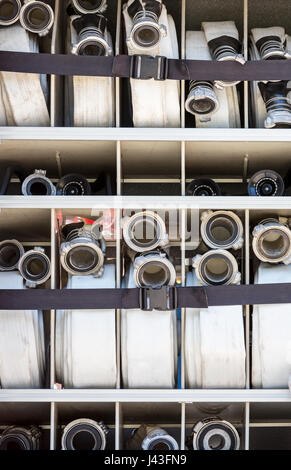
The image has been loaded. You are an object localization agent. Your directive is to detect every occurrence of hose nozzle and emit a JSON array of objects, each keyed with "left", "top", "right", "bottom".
[
  {"left": 62, "top": 419, "right": 108, "bottom": 450},
  {"left": 60, "top": 221, "right": 105, "bottom": 276},
  {"left": 127, "top": 425, "right": 179, "bottom": 451},
  {"left": 20, "top": 0, "right": 54, "bottom": 36},
  {"left": 185, "top": 81, "right": 219, "bottom": 117},
  {"left": 0, "top": 0, "right": 21, "bottom": 26},
  {"left": 72, "top": 14, "right": 112, "bottom": 56},
  {"left": 22, "top": 169, "right": 56, "bottom": 196},
  {"left": 123, "top": 211, "right": 168, "bottom": 253},
  {"left": 71, "top": 0, "right": 107, "bottom": 14},
  {"left": 192, "top": 418, "right": 240, "bottom": 450},
  {"left": 252, "top": 218, "right": 291, "bottom": 264},
  {"left": 0, "top": 239, "right": 24, "bottom": 271},
  {"left": 193, "top": 250, "right": 241, "bottom": 286},
  {"left": 18, "top": 247, "right": 51, "bottom": 287},
  {"left": 133, "top": 251, "right": 176, "bottom": 288}
]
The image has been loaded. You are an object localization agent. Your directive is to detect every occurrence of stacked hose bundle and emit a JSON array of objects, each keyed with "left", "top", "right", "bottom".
[
  {"left": 121, "top": 211, "right": 178, "bottom": 388},
  {"left": 185, "top": 21, "right": 243, "bottom": 128},
  {"left": 66, "top": 0, "right": 115, "bottom": 126},
  {"left": 123, "top": 0, "right": 180, "bottom": 127},
  {"left": 56, "top": 220, "right": 117, "bottom": 388},
  {"left": 0, "top": 0, "right": 55, "bottom": 126},
  {"left": 252, "top": 217, "right": 291, "bottom": 388},
  {"left": 250, "top": 26, "right": 291, "bottom": 128},
  {"left": 185, "top": 210, "right": 246, "bottom": 389}
]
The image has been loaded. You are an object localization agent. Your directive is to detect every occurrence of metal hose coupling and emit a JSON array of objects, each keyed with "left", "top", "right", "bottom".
[
  {"left": 191, "top": 418, "right": 240, "bottom": 450},
  {"left": 133, "top": 251, "right": 176, "bottom": 288},
  {"left": 18, "top": 247, "right": 51, "bottom": 287},
  {"left": 258, "top": 81, "right": 291, "bottom": 129},
  {"left": 252, "top": 218, "right": 291, "bottom": 264},
  {"left": 0, "top": 0, "right": 22, "bottom": 26},
  {"left": 202, "top": 21, "right": 245, "bottom": 88},
  {"left": 252, "top": 27, "right": 289, "bottom": 60},
  {"left": 200, "top": 210, "right": 244, "bottom": 250},
  {"left": 61, "top": 419, "right": 109, "bottom": 450},
  {"left": 19, "top": 0, "right": 54, "bottom": 36},
  {"left": 56, "top": 173, "right": 92, "bottom": 196},
  {"left": 126, "top": 424, "right": 179, "bottom": 451},
  {"left": 60, "top": 221, "right": 105, "bottom": 276},
  {"left": 248, "top": 170, "right": 285, "bottom": 196},
  {"left": 123, "top": 211, "right": 168, "bottom": 253},
  {"left": 186, "top": 178, "right": 221, "bottom": 197},
  {"left": 71, "top": 0, "right": 107, "bottom": 15},
  {"left": 193, "top": 250, "right": 241, "bottom": 286},
  {"left": 126, "top": 0, "right": 166, "bottom": 51},
  {"left": 22, "top": 169, "right": 56, "bottom": 196},
  {"left": 185, "top": 81, "right": 219, "bottom": 118},
  {"left": 0, "top": 426, "right": 41, "bottom": 450},
  {"left": 0, "top": 239, "right": 24, "bottom": 271},
  {"left": 71, "top": 14, "right": 112, "bottom": 56}
]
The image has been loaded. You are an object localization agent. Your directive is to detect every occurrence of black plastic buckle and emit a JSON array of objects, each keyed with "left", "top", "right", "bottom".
[
  {"left": 139, "top": 286, "right": 177, "bottom": 311},
  {"left": 130, "top": 55, "right": 168, "bottom": 80}
]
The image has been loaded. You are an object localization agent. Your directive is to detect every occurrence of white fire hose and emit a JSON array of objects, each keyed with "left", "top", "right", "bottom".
[
  {"left": 252, "top": 262, "right": 291, "bottom": 388},
  {"left": 56, "top": 264, "right": 117, "bottom": 388},
  {"left": 185, "top": 30, "right": 240, "bottom": 128},
  {"left": 123, "top": 0, "right": 180, "bottom": 127},
  {"left": 185, "top": 251, "right": 245, "bottom": 389},
  {"left": 67, "top": 10, "right": 115, "bottom": 127},
  {"left": 0, "top": 271, "right": 45, "bottom": 388},
  {"left": 0, "top": 23, "right": 50, "bottom": 126},
  {"left": 121, "top": 213, "right": 177, "bottom": 388},
  {"left": 250, "top": 27, "right": 291, "bottom": 128}
]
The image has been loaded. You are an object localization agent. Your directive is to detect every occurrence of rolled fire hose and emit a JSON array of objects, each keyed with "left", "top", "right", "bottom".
[
  {"left": 0, "top": 426, "right": 42, "bottom": 450},
  {"left": 252, "top": 262, "right": 291, "bottom": 388},
  {"left": 70, "top": 0, "right": 107, "bottom": 15},
  {"left": 200, "top": 210, "right": 244, "bottom": 250},
  {"left": 122, "top": 210, "right": 168, "bottom": 253},
  {"left": 0, "top": 239, "right": 24, "bottom": 271},
  {"left": 60, "top": 221, "right": 105, "bottom": 276},
  {"left": 0, "top": 271, "right": 45, "bottom": 388},
  {"left": 56, "top": 267, "right": 116, "bottom": 388},
  {"left": 202, "top": 21, "right": 245, "bottom": 88},
  {"left": 22, "top": 169, "right": 56, "bottom": 196},
  {"left": 191, "top": 418, "right": 240, "bottom": 450},
  {"left": 61, "top": 419, "right": 109, "bottom": 450},
  {"left": 248, "top": 169, "right": 285, "bottom": 196},
  {"left": 186, "top": 178, "right": 221, "bottom": 197},
  {"left": 0, "top": 23, "right": 50, "bottom": 126},
  {"left": 19, "top": 0, "right": 54, "bottom": 36},
  {"left": 252, "top": 218, "right": 291, "bottom": 264},
  {"left": 123, "top": 0, "right": 180, "bottom": 128},
  {"left": 0, "top": 0, "right": 22, "bottom": 26},
  {"left": 250, "top": 27, "right": 291, "bottom": 128},
  {"left": 67, "top": 12, "right": 114, "bottom": 127},
  {"left": 185, "top": 251, "right": 245, "bottom": 389},
  {"left": 121, "top": 254, "right": 177, "bottom": 388},
  {"left": 126, "top": 425, "right": 179, "bottom": 450},
  {"left": 185, "top": 30, "right": 241, "bottom": 128}
]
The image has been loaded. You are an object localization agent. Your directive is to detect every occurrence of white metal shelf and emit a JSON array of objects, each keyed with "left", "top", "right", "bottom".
[
  {"left": 1, "top": 127, "right": 291, "bottom": 142},
  {"left": 0, "top": 389, "right": 291, "bottom": 403},
  {"left": 0, "top": 196, "right": 291, "bottom": 210}
]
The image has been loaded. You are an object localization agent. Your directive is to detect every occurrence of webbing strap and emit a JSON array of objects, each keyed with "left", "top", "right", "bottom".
[
  {"left": 0, "top": 283, "right": 291, "bottom": 311},
  {"left": 1, "top": 51, "right": 291, "bottom": 81}
]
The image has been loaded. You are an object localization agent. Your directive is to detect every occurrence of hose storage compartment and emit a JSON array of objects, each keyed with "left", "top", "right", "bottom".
[
  {"left": 123, "top": 0, "right": 180, "bottom": 127},
  {"left": 56, "top": 265, "right": 117, "bottom": 388},
  {"left": 0, "top": 271, "right": 45, "bottom": 388}
]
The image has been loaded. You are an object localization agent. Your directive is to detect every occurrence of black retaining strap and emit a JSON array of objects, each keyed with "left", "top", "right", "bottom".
[
  {"left": 1, "top": 51, "right": 291, "bottom": 81},
  {"left": 0, "top": 283, "right": 291, "bottom": 311}
]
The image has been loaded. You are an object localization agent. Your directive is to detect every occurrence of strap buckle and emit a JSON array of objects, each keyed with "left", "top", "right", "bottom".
[
  {"left": 130, "top": 54, "right": 168, "bottom": 80},
  {"left": 139, "top": 286, "right": 177, "bottom": 311}
]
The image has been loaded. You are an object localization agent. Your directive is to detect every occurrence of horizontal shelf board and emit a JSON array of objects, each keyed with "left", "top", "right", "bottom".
[
  {"left": 1, "top": 128, "right": 291, "bottom": 142},
  {"left": 1, "top": 196, "right": 291, "bottom": 210},
  {"left": 0, "top": 389, "right": 291, "bottom": 403}
]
